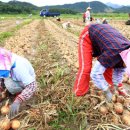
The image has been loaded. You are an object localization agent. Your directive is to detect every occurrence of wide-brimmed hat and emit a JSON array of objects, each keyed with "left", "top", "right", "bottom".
[{"left": 87, "top": 7, "right": 92, "bottom": 10}]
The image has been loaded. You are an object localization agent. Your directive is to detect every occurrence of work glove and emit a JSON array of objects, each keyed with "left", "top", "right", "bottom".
[
  {"left": 104, "top": 89, "right": 113, "bottom": 102},
  {"left": 9, "top": 101, "right": 20, "bottom": 119}
]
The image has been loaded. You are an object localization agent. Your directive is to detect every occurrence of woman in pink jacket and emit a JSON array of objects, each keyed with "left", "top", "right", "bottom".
[{"left": 0, "top": 48, "right": 37, "bottom": 119}]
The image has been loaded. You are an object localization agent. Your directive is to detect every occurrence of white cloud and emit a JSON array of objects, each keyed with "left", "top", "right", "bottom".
[{"left": 1, "top": 0, "right": 130, "bottom": 6}]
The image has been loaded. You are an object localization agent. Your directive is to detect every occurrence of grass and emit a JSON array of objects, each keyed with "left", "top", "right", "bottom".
[
  {"left": 49, "top": 94, "right": 88, "bottom": 130},
  {"left": 60, "top": 13, "right": 129, "bottom": 20},
  {"left": 1, "top": 12, "right": 129, "bottom": 21}
]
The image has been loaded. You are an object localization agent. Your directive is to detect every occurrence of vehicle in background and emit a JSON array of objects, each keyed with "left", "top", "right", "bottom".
[{"left": 40, "top": 9, "right": 60, "bottom": 17}]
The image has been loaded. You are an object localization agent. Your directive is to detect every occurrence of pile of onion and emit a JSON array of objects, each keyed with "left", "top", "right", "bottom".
[{"left": 1, "top": 100, "right": 10, "bottom": 115}]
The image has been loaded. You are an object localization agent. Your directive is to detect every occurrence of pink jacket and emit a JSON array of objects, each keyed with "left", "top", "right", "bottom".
[{"left": 120, "top": 48, "right": 130, "bottom": 77}]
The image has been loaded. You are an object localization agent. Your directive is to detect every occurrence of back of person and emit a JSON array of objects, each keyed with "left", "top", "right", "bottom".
[{"left": 88, "top": 24, "right": 130, "bottom": 68}]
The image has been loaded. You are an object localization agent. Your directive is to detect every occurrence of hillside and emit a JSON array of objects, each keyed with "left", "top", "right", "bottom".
[
  {"left": 114, "top": 6, "right": 130, "bottom": 13},
  {"left": 0, "top": 0, "right": 39, "bottom": 14},
  {"left": 0, "top": 0, "right": 130, "bottom": 14},
  {"left": 43, "top": 1, "right": 113, "bottom": 13},
  {"left": 106, "top": 2, "right": 122, "bottom": 9}
]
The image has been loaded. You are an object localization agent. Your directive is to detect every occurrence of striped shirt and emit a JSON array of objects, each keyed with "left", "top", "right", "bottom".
[{"left": 89, "top": 24, "right": 130, "bottom": 68}]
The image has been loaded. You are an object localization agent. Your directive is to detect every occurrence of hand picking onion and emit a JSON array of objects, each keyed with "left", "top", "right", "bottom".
[
  {"left": 114, "top": 103, "right": 123, "bottom": 114},
  {"left": 99, "top": 106, "right": 108, "bottom": 114},
  {"left": 11, "top": 119, "right": 20, "bottom": 129}
]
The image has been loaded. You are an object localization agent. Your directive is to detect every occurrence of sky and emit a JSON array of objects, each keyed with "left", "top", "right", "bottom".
[{"left": 1, "top": 0, "right": 130, "bottom": 7}]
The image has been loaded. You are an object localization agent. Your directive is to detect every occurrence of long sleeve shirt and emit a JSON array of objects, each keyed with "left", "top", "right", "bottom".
[
  {"left": 89, "top": 24, "right": 130, "bottom": 68},
  {"left": 0, "top": 47, "right": 36, "bottom": 103},
  {"left": 14, "top": 81, "right": 37, "bottom": 103}
]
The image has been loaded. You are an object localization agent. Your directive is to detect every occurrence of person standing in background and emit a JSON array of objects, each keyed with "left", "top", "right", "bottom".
[{"left": 85, "top": 7, "right": 92, "bottom": 23}]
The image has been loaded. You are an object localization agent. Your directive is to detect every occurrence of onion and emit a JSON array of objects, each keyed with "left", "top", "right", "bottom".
[
  {"left": 90, "top": 89, "right": 95, "bottom": 95},
  {"left": 97, "top": 91, "right": 102, "bottom": 96},
  {"left": 0, "top": 118, "right": 10, "bottom": 130},
  {"left": 114, "top": 103, "right": 123, "bottom": 114},
  {"left": 123, "top": 110, "right": 130, "bottom": 116},
  {"left": 117, "top": 96, "right": 124, "bottom": 104},
  {"left": 123, "top": 74, "right": 129, "bottom": 83},
  {"left": 99, "top": 106, "right": 108, "bottom": 114},
  {"left": 112, "top": 116, "right": 119, "bottom": 124},
  {"left": 91, "top": 98, "right": 99, "bottom": 105},
  {"left": 124, "top": 98, "right": 130, "bottom": 107},
  {"left": 127, "top": 78, "right": 130, "bottom": 84},
  {"left": 1, "top": 89, "right": 7, "bottom": 99},
  {"left": 11, "top": 119, "right": 20, "bottom": 129},
  {"left": 123, "top": 77, "right": 128, "bottom": 83},
  {"left": 1, "top": 100, "right": 10, "bottom": 115},
  {"left": 107, "top": 103, "right": 113, "bottom": 109},
  {"left": 100, "top": 95, "right": 105, "bottom": 101},
  {"left": 112, "top": 95, "right": 117, "bottom": 102},
  {"left": 122, "top": 114, "right": 130, "bottom": 126}
]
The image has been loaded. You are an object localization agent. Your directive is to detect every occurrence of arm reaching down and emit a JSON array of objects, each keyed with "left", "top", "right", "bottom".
[{"left": 14, "top": 81, "right": 37, "bottom": 103}]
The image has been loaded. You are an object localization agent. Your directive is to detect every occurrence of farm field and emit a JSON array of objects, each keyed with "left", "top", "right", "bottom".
[{"left": 0, "top": 16, "right": 130, "bottom": 130}]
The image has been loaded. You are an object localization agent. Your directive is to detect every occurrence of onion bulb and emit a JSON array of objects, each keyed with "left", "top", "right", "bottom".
[
  {"left": 97, "top": 91, "right": 102, "bottom": 96},
  {"left": 112, "top": 116, "right": 119, "bottom": 124},
  {"left": 107, "top": 103, "right": 113, "bottom": 109},
  {"left": 112, "top": 95, "right": 117, "bottom": 102},
  {"left": 123, "top": 74, "right": 129, "bottom": 83},
  {"left": 117, "top": 96, "right": 124, "bottom": 104},
  {"left": 122, "top": 114, "right": 130, "bottom": 126},
  {"left": 1, "top": 100, "right": 10, "bottom": 115},
  {"left": 127, "top": 78, "right": 130, "bottom": 84},
  {"left": 123, "top": 110, "right": 130, "bottom": 116},
  {"left": 1, "top": 89, "right": 7, "bottom": 99},
  {"left": 114, "top": 103, "right": 123, "bottom": 114},
  {"left": 99, "top": 106, "right": 108, "bottom": 114},
  {"left": 124, "top": 98, "right": 130, "bottom": 107},
  {"left": 0, "top": 118, "right": 10, "bottom": 130},
  {"left": 11, "top": 119, "right": 20, "bottom": 129}
]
